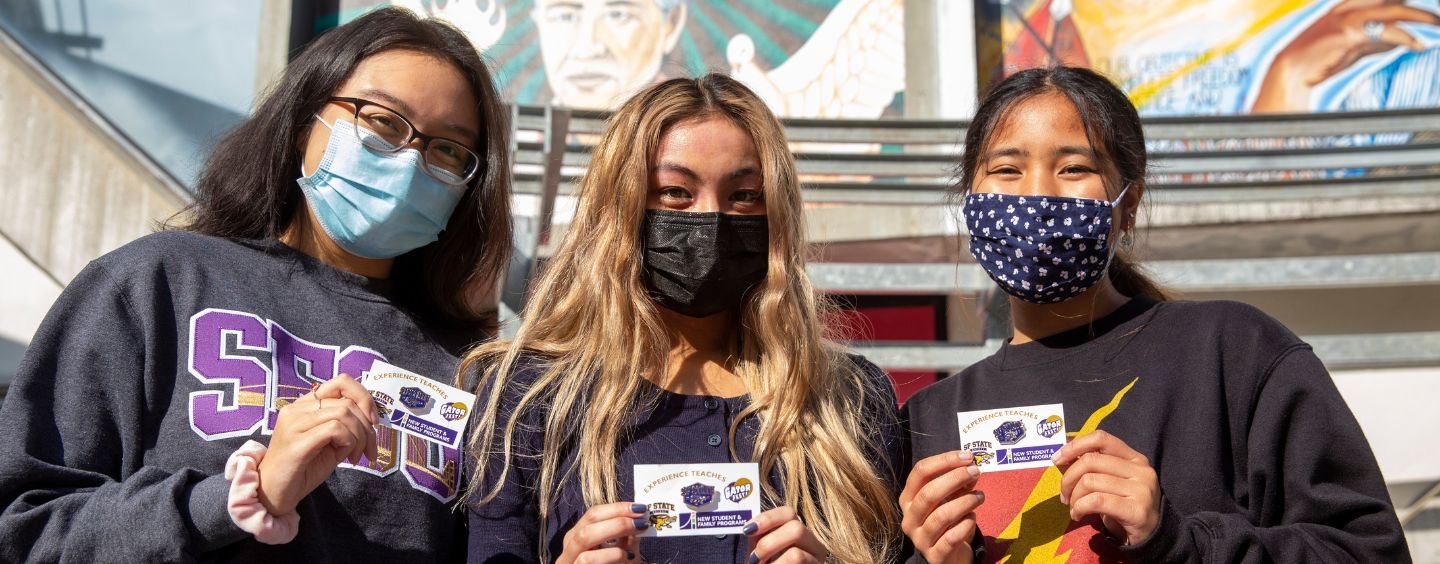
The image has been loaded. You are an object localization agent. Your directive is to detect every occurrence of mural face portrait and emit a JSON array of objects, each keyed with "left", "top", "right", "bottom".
[
  {"left": 371, "top": 0, "right": 908, "bottom": 117},
  {"left": 532, "top": 0, "right": 688, "bottom": 109}
]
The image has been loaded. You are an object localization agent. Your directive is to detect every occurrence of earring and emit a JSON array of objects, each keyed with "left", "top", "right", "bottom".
[{"left": 1120, "top": 231, "right": 1134, "bottom": 249}]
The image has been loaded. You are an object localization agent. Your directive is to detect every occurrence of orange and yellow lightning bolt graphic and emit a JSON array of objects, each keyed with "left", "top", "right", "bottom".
[{"left": 994, "top": 378, "right": 1138, "bottom": 563}]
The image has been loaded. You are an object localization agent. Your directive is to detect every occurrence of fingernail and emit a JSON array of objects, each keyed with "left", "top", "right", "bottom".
[
  {"left": 627, "top": 551, "right": 636, "bottom": 560},
  {"left": 975, "top": 490, "right": 986, "bottom": 503},
  {"left": 747, "top": 553, "right": 760, "bottom": 564},
  {"left": 631, "top": 503, "right": 647, "bottom": 513},
  {"left": 633, "top": 517, "right": 650, "bottom": 530},
  {"left": 741, "top": 521, "right": 758, "bottom": 535},
  {"left": 1051, "top": 448, "right": 1063, "bottom": 463},
  {"left": 967, "top": 465, "right": 981, "bottom": 478},
  {"left": 1059, "top": 491, "right": 1068, "bottom": 504},
  {"left": 958, "top": 450, "right": 974, "bottom": 462}
]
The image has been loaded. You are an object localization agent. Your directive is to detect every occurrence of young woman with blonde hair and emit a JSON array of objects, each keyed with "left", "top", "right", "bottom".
[{"left": 463, "top": 74, "right": 904, "bottom": 563}]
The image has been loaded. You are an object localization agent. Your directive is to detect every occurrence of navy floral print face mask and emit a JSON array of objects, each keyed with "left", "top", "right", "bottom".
[{"left": 963, "top": 186, "right": 1128, "bottom": 304}]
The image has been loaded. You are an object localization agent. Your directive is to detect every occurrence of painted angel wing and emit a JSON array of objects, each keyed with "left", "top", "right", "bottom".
[
  {"left": 727, "top": 0, "right": 905, "bottom": 118},
  {"left": 391, "top": 0, "right": 507, "bottom": 52}
]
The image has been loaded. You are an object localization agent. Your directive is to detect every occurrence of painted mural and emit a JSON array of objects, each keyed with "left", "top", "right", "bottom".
[
  {"left": 330, "top": 0, "right": 905, "bottom": 118},
  {"left": 997, "top": 0, "right": 1440, "bottom": 115}
]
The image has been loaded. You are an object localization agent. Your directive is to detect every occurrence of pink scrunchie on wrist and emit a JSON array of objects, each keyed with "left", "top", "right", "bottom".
[{"left": 224, "top": 440, "right": 300, "bottom": 544}]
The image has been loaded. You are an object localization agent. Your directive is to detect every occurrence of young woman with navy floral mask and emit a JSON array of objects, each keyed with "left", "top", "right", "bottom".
[
  {"left": 462, "top": 74, "right": 905, "bottom": 564},
  {"left": 0, "top": 8, "right": 510, "bottom": 561},
  {"left": 897, "top": 66, "right": 1408, "bottom": 563}
]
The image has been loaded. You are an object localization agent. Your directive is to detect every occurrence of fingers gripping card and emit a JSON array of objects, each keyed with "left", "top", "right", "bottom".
[
  {"left": 633, "top": 463, "right": 761, "bottom": 536},
  {"left": 957, "top": 403, "right": 1066, "bottom": 471},
  {"left": 362, "top": 361, "right": 476, "bottom": 449}
]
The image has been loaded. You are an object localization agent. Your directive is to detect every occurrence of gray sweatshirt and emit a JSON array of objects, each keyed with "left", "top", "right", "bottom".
[{"left": 0, "top": 231, "right": 477, "bottom": 562}]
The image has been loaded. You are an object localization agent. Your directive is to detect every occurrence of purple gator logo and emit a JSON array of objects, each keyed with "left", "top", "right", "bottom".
[{"left": 186, "top": 308, "right": 459, "bottom": 502}]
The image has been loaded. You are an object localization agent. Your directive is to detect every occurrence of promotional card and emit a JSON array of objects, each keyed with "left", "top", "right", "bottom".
[
  {"left": 956, "top": 403, "right": 1067, "bottom": 472},
  {"left": 362, "top": 361, "right": 476, "bottom": 449},
  {"left": 633, "top": 463, "right": 762, "bottom": 537}
]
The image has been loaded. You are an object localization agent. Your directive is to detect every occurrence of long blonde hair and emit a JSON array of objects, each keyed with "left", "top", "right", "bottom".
[{"left": 460, "top": 74, "right": 901, "bottom": 562}]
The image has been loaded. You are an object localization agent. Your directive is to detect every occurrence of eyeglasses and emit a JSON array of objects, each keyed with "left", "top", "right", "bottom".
[{"left": 327, "top": 96, "right": 481, "bottom": 186}]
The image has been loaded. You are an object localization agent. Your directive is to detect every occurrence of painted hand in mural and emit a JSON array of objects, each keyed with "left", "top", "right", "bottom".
[
  {"left": 257, "top": 373, "right": 380, "bottom": 516},
  {"left": 900, "top": 450, "right": 984, "bottom": 564},
  {"left": 1052, "top": 430, "right": 1160, "bottom": 547},
  {"left": 1252, "top": 0, "right": 1440, "bottom": 112},
  {"left": 743, "top": 506, "right": 830, "bottom": 563},
  {"left": 557, "top": 502, "right": 647, "bottom": 564},
  {"left": 727, "top": 0, "right": 904, "bottom": 119}
]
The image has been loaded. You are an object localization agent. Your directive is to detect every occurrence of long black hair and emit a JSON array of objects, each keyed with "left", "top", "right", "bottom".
[
  {"left": 179, "top": 7, "right": 513, "bottom": 331},
  {"left": 954, "top": 66, "right": 1171, "bottom": 301}
]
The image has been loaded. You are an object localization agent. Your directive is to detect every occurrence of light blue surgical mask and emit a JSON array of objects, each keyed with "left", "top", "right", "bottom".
[{"left": 297, "top": 116, "right": 465, "bottom": 259}]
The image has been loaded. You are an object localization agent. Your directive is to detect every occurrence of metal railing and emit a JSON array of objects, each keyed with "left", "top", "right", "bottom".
[
  {"left": 506, "top": 103, "right": 1440, "bottom": 257},
  {"left": 511, "top": 105, "right": 1440, "bottom": 200},
  {"left": 502, "top": 104, "right": 1440, "bottom": 372},
  {"left": 852, "top": 331, "right": 1440, "bottom": 372}
]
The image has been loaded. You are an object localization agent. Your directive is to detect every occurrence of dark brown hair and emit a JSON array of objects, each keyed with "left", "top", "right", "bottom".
[
  {"left": 177, "top": 7, "right": 513, "bottom": 329},
  {"left": 954, "top": 66, "right": 1171, "bottom": 301}
]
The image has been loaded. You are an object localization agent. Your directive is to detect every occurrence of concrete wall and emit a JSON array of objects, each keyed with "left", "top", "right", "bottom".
[
  {"left": 904, "top": 0, "right": 980, "bottom": 119},
  {"left": 0, "top": 34, "right": 187, "bottom": 286},
  {"left": 0, "top": 31, "right": 188, "bottom": 390},
  {"left": 0, "top": 236, "right": 60, "bottom": 389}
]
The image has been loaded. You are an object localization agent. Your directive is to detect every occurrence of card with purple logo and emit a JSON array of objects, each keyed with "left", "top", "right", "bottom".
[
  {"left": 362, "top": 361, "right": 475, "bottom": 449},
  {"left": 633, "top": 463, "right": 761, "bottom": 537},
  {"left": 956, "top": 403, "right": 1066, "bottom": 472}
]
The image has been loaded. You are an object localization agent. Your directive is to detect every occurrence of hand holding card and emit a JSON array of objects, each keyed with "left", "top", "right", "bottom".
[
  {"left": 258, "top": 373, "right": 379, "bottom": 515},
  {"left": 557, "top": 502, "right": 649, "bottom": 564},
  {"left": 633, "top": 463, "right": 761, "bottom": 537},
  {"left": 1052, "top": 430, "right": 1161, "bottom": 546},
  {"left": 741, "top": 506, "right": 830, "bottom": 563},
  {"left": 899, "top": 450, "right": 984, "bottom": 564}
]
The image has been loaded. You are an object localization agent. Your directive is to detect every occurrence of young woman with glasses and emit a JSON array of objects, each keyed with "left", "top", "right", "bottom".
[{"left": 0, "top": 7, "right": 510, "bottom": 561}]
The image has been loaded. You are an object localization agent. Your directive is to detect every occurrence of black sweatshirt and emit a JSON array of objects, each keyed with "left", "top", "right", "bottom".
[
  {"left": 902, "top": 297, "right": 1409, "bottom": 563},
  {"left": 0, "top": 231, "right": 477, "bottom": 562}
]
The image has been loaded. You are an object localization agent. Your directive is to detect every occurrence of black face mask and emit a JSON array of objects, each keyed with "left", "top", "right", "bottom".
[{"left": 642, "top": 210, "right": 769, "bottom": 318}]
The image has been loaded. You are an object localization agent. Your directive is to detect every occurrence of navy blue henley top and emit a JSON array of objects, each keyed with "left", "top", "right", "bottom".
[{"left": 466, "top": 354, "right": 904, "bottom": 563}]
